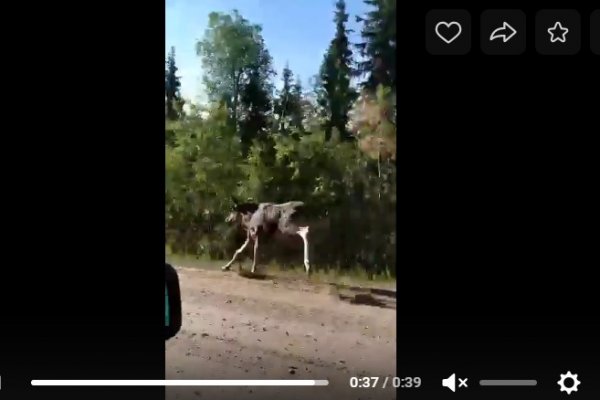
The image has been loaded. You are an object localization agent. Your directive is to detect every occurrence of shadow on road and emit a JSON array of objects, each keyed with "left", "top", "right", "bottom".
[
  {"left": 237, "top": 269, "right": 276, "bottom": 280},
  {"left": 331, "top": 283, "right": 396, "bottom": 310}
]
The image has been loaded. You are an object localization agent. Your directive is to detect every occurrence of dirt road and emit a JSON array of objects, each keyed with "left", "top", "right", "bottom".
[{"left": 166, "top": 266, "right": 396, "bottom": 400}]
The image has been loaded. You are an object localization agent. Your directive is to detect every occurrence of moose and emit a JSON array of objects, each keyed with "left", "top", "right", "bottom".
[{"left": 222, "top": 197, "right": 311, "bottom": 274}]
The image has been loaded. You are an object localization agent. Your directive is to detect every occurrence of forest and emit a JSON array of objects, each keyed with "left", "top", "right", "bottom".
[{"left": 165, "top": 0, "right": 396, "bottom": 278}]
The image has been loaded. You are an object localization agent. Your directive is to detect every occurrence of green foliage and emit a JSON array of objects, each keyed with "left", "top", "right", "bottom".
[
  {"left": 238, "top": 35, "right": 275, "bottom": 155},
  {"left": 166, "top": 104, "right": 396, "bottom": 277},
  {"left": 166, "top": 103, "right": 244, "bottom": 257},
  {"left": 196, "top": 10, "right": 272, "bottom": 142},
  {"left": 166, "top": 8, "right": 397, "bottom": 279},
  {"left": 273, "top": 64, "right": 304, "bottom": 136}
]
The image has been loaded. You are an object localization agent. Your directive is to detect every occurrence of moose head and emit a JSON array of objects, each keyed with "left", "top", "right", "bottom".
[{"left": 225, "top": 196, "right": 259, "bottom": 223}]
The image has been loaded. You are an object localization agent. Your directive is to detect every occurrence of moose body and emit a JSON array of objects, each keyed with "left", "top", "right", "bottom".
[{"left": 222, "top": 199, "right": 310, "bottom": 274}]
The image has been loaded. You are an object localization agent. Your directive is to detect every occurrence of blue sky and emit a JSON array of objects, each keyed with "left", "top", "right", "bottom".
[{"left": 166, "top": 0, "right": 369, "bottom": 103}]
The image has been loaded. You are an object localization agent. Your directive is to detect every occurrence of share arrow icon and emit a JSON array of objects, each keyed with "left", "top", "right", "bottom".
[{"left": 489, "top": 21, "right": 517, "bottom": 42}]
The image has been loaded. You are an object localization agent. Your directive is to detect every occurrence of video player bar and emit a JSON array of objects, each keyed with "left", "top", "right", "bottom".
[{"left": 31, "top": 379, "right": 330, "bottom": 387}]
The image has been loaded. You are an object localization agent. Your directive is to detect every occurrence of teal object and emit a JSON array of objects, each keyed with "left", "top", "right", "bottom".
[{"left": 165, "top": 285, "right": 170, "bottom": 326}]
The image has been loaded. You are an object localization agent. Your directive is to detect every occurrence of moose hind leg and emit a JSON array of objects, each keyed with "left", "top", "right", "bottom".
[
  {"left": 222, "top": 238, "right": 250, "bottom": 271},
  {"left": 297, "top": 226, "right": 310, "bottom": 274}
]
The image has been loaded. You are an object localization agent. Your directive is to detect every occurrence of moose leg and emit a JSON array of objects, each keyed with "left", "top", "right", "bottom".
[
  {"left": 222, "top": 238, "right": 250, "bottom": 271},
  {"left": 297, "top": 226, "right": 310, "bottom": 274},
  {"left": 251, "top": 234, "right": 259, "bottom": 274}
]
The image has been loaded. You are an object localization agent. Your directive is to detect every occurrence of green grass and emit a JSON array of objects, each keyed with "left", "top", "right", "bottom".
[{"left": 165, "top": 250, "right": 396, "bottom": 289}]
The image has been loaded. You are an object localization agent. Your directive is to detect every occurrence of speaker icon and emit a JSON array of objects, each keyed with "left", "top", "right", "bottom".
[{"left": 442, "top": 373, "right": 456, "bottom": 392}]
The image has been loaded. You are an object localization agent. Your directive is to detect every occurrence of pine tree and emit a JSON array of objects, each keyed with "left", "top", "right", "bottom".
[
  {"left": 165, "top": 46, "right": 183, "bottom": 120},
  {"left": 355, "top": 0, "right": 396, "bottom": 90},
  {"left": 318, "top": 0, "right": 357, "bottom": 141}
]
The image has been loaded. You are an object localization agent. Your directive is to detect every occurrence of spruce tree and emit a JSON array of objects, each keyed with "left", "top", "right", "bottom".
[
  {"left": 165, "top": 46, "right": 183, "bottom": 120},
  {"left": 318, "top": 0, "right": 357, "bottom": 141},
  {"left": 355, "top": 0, "right": 396, "bottom": 90}
]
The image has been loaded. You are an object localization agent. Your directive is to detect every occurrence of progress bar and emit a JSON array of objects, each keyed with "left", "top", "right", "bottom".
[
  {"left": 479, "top": 380, "right": 538, "bottom": 387},
  {"left": 31, "top": 380, "right": 329, "bottom": 387}
]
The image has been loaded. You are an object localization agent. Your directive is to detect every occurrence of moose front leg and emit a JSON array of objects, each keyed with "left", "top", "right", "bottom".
[
  {"left": 222, "top": 238, "right": 250, "bottom": 271},
  {"left": 250, "top": 232, "right": 259, "bottom": 274}
]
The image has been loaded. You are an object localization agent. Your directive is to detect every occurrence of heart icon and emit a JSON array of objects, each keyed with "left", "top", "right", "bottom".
[{"left": 435, "top": 21, "right": 462, "bottom": 44}]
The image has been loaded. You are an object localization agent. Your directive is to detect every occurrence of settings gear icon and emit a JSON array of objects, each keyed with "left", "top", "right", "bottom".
[{"left": 558, "top": 371, "right": 580, "bottom": 395}]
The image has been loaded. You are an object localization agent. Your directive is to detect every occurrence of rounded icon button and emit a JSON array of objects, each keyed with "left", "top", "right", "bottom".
[
  {"left": 426, "top": 9, "right": 471, "bottom": 55},
  {"left": 535, "top": 10, "right": 581, "bottom": 55},
  {"left": 480, "top": 9, "right": 526, "bottom": 55},
  {"left": 557, "top": 371, "right": 580, "bottom": 395}
]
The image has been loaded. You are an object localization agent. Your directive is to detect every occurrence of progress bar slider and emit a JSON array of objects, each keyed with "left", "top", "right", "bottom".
[{"left": 31, "top": 379, "right": 330, "bottom": 387}]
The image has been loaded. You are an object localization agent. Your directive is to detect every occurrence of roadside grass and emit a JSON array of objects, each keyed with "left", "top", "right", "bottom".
[{"left": 165, "top": 250, "right": 396, "bottom": 290}]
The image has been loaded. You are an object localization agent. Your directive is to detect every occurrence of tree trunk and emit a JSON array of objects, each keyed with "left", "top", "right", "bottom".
[
  {"left": 377, "top": 148, "right": 382, "bottom": 201},
  {"left": 232, "top": 71, "right": 239, "bottom": 135},
  {"left": 232, "top": 70, "right": 243, "bottom": 135}
]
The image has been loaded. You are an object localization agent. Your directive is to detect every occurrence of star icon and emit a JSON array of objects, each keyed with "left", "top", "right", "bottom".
[{"left": 547, "top": 21, "right": 569, "bottom": 43}]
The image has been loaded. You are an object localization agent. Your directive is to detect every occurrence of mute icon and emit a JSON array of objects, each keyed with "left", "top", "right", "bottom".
[{"left": 442, "top": 373, "right": 456, "bottom": 392}]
